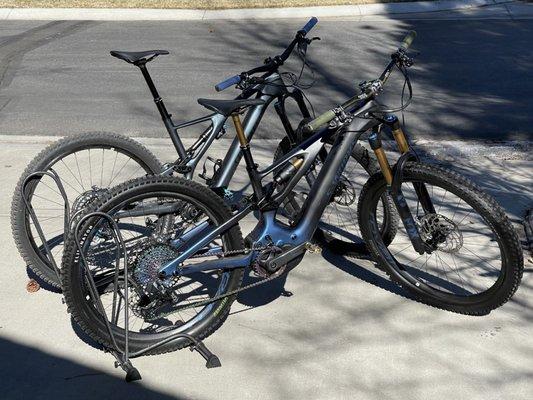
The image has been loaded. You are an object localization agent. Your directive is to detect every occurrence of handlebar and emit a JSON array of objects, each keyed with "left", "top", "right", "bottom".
[
  {"left": 303, "top": 30, "right": 417, "bottom": 133},
  {"left": 400, "top": 30, "right": 417, "bottom": 51},
  {"left": 215, "top": 17, "right": 319, "bottom": 92},
  {"left": 215, "top": 75, "right": 242, "bottom": 92},
  {"left": 300, "top": 17, "right": 318, "bottom": 35}
]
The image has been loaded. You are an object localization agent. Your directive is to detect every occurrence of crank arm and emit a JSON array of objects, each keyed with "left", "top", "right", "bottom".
[{"left": 267, "top": 242, "right": 308, "bottom": 270}]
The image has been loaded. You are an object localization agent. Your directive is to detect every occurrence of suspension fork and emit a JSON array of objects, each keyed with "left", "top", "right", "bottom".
[
  {"left": 368, "top": 117, "right": 428, "bottom": 254},
  {"left": 385, "top": 115, "right": 436, "bottom": 214}
]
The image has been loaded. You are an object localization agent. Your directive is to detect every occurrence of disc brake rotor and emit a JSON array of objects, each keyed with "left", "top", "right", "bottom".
[
  {"left": 332, "top": 176, "right": 357, "bottom": 206},
  {"left": 418, "top": 214, "right": 463, "bottom": 253}
]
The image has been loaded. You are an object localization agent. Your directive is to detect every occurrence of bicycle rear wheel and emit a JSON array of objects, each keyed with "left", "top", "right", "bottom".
[
  {"left": 61, "top": 176, "right": 244, "bottom": 354},
  {"left": 11, "top": 132, "right": 161, "bottom": 287},
  {"left": 358, "top": 162, "right": 523, "bottom": 314}
]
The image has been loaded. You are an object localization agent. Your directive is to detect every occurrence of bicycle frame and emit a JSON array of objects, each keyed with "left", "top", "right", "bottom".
[
  {"left": 157, "top": 101, "right": 379, "bottom": 278},
  {"left": 139, "top": 64, "right": 310, "bottom": 192},
  {"left": 132, "top": 31, "right": 438, "bottom": 278}
]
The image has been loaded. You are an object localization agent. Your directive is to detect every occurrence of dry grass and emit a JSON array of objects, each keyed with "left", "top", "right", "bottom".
[{"left": 0, "top": 0, "right": 424, "bottom": 10}]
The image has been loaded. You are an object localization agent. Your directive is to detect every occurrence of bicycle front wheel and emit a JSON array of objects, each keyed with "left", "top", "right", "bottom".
[{"left": 358, "top": 162, "right": 523, "bottom": 315}]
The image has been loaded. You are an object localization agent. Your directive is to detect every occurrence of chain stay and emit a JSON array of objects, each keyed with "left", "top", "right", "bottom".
[{"left": 141, "top": 244, "right": 282, "bottom": 321}]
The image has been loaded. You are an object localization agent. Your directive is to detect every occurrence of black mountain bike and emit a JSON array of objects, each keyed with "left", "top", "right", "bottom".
[
  {"left": 12, "top": 18, "right": 395, "bottom": 288},
  {"left": 60, "top": 31, "right": 523, "bottom": 371}
]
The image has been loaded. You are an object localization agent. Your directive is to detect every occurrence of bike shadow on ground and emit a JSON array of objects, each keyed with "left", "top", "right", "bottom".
[
  {"left": 236, "top": 270, "right": 291, "bottom": 309},
  {"left": 236, "top": 247, "right": 415, "bottom": 310},
  {"left": 0, "top": 336, "right": 188, "bottom": 400}
]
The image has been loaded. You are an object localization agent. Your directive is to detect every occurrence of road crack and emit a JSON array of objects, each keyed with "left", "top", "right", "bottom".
[{"left": 0, "top": 21, "right": 97, "bottom": 91}]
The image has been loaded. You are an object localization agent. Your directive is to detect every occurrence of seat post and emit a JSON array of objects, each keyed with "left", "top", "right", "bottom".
[
  {"left": 231, "top": 114, "right": 248, "bottom": 147},
  {"left": 137, "top": 63, "right": 187, "bottom": 160},
  {"left": 138, "top": 63, "right": 172, "bottom": 120},
  {"left": 231, "top": 113, "right": 263, "bottom": 198}
]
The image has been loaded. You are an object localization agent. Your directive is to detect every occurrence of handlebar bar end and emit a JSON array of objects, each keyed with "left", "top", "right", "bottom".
[
  {"left": 399, "top": 30, "right": 417, "bottom": 51},
  {"left": 214, "top": 75, "right": 242, "bottom": 92},
  {"left": 300, "top": 17, "right": 318, "bottom": 36}
]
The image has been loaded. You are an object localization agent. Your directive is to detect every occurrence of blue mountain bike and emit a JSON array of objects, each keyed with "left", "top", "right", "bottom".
[
  {"left": 60, "top": 31, "right": 523, "bottom": 373},
  {"left": 12, "top": 18, "right": 395, "bottom": 288}
]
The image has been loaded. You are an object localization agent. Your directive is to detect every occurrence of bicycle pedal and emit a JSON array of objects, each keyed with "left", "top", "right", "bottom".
[{"left": 305, "top": 242, "right": 322, "bottom": 254}]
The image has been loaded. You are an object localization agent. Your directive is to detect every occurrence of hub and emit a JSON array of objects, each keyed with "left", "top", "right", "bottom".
[{"left": 418, "top": 214, "right": 463, "bottom": 253}]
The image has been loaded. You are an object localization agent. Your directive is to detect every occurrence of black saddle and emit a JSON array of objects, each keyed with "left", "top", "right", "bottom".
[
  {"left": 197, "top": 98, "right": 265, "bottom": 116},
  {"left": 110, "top": 50, "right": 169, "bottom": 65}
]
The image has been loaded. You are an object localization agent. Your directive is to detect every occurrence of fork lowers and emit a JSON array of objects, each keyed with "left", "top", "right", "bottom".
[{"left": 368, "top": 124, "right": 428, "bottom": 255}]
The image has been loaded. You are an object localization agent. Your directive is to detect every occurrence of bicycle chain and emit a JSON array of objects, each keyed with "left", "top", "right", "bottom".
[
  {"left": 136, "top": 244, "right": 286, "bottom": 321},
  {"left": 145, "top": 266, "right": 284, "bottom": 321},
  {"left": 147, "top": 243, "right": 323, "bottom": 320}
]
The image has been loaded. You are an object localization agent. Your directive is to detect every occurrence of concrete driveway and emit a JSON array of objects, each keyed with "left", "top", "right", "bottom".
[
  {"left": 0, "top": 3, "right": 532, "bottom": 399},
  {"left": 0, "top": 134, "right": 531, "bottom": 400}
]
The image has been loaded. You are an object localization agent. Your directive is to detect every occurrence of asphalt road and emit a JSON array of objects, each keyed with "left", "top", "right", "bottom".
[{"left": 0, "top": 14, "right": 532, "bottom": 140}]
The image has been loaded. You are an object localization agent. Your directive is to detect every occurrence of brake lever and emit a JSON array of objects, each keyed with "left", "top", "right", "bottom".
[
  {"left": 393, "top": 49, "right": 416, "bottom": 68},
  {"left": 236, "top": 75, "right": 265, "bottom": 91}
]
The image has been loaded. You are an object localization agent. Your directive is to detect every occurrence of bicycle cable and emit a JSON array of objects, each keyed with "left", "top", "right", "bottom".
[{"left": 255, "top": 37, "right": 318, "bottom": 118}]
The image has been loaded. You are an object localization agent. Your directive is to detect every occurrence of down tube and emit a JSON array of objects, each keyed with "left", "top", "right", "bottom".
[{"left": 295, "top": 121, "right": 376, "bottom": 240}]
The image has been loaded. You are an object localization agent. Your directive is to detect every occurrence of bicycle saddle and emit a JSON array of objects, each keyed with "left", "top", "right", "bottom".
[
  {"left": 110, "top": 50, "right": 169, "bottom": 65},
  {"left": 197, "top": 98, "right": 265, "bottom": 116}
]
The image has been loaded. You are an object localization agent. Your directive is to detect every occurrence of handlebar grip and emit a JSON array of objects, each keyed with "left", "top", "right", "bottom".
[
  {"left": 399, "top": 30, "right": 417, "bottom": 51},
  {"left": 300, "top": 17, "right": 318, "bottom": 35},
  {"left": 303, "top": 109, "right": 336, "bottom": 133},
  {"left": 215, "top": 75, "right": 241, "bottom": 92}
]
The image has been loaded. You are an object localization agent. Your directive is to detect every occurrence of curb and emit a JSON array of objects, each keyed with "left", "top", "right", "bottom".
[
  {"left": 0, "top": 0, "right": 515, "bottom": 21},
  {"left": 0, "top": 135, "right": 530, "bottom": 156}
]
